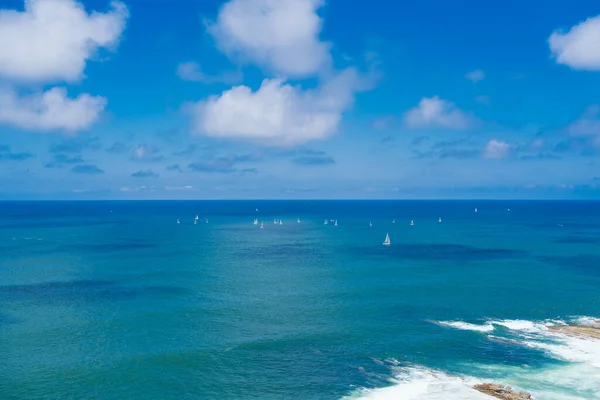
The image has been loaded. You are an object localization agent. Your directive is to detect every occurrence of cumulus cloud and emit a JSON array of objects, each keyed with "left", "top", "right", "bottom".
[
  {"left": 465, "top": 69, "right": 485, "bottom": 83},
  {"left": 403, "top": 96, "right": 474, "bottom": 130},
  {"left": 45, "top": 153, "right": 84, "bottom": 168},
  {"left": 190, "top": 68, "right": 364, "bottom": 146},
  {"left": 482, "top": 139, "right": 513, "bottom": 159},
  {"left": 0, "top": 0, "right": 129, "bottom": 82},
  {"left": 291, "top": 154, "right": 335, "bottom": 165},
  {"left": 131, "top": 144, "right": 163, "bottom": 162},
  {"left": 176, "top": 62, "right": 242, "bottom": 84},
  {"left": 0, "top": 87, "right": 106, "bottom": 131},
  {"left": 131, "top": 169, "right": 159, "bottom": 178},
  {"left": 0, "top": 145, "right": 34, "bottom": 161},
  {"left": 565, "top": 105, "right": 600, "bottom": 137},
  {"left": 71, "top": 164, "right": 104, "bottom": 174},
  {"left": 166, "top": 164, "right": 183, "bottom": 172},
  {"left": 207, "top": 0, "right": 331, "bottom": 77},
  {"left": 549, "top": 15, "right": 600, "bottom": 70}
]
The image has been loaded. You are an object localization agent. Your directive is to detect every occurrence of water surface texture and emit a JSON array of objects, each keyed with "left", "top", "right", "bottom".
[{"left": 1, "top": 200, "right": 599, "bottom": 399}]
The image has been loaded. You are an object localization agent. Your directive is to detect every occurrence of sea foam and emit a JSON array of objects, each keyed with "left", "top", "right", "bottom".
[{"left": 346, "top": 317, "right": 600, "bottom": 399}]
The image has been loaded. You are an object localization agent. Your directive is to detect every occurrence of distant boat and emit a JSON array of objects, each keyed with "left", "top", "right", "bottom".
[
  {"left": 256, "top": 208, "right": 259, "bottom": 212},
  {"left": 383, "top": 233, "right": 391, "bottom": 246},
  {"left": 274, "top": 218, "right": 278, "bottom": 224},
  {"left": 279, "top": 219, "right": 283, "bottom": 225},
  {"left": 297, "top": 218, "right": 301, "bottom": 223},
  {"left": 438, "top": 217, "right": 442, "bottom": 223},
  {"left": 410, "top": 220, "right": 414, "bottom": 226},
  {"left": 193, "top": 219, "right": 197, "bottom": 225},
  {"left": 260, "top": 222, "right": 264, "bottom": 229},
  {"left": 392, "top": 218, "right": 396, "bottom": 224},
  {"left": 475, "top": 208, "right": 478, "bottom": 213},
  {"left": 507, "top": 208, "right": 511, "bottom": 212},
  {"left": 334, "top": 220, "right": 338, "bottom": 226},
  {"left": 369, "top": 221, "right": 372, "bottom": 227},
  {"left": 324, "top": 219, "right": 329, "bottom": 225},
  {"left": 177, "top": 219, "right": 180, "bottom": 224},
  {"left": 253, "top": 218, "right": 258, "bottom": 225},
  {"left": 195, "top": 215, "right": 199, "bottom": 221}
]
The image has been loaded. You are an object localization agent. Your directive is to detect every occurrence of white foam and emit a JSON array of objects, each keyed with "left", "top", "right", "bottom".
[
  {"left": 342, "top": 366, "right": 490, "bottom": 400},
  {"left": 437, "top": 321, "right": 494, "bottom": 333}
]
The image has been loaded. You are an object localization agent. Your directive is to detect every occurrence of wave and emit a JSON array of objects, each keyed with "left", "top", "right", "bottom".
[
  {"left": 436, "top": 320, "right": 495, "bottom": 332},
  {"left": 345, "top": 316, "right": 600, "bottom": 399},
  {"left": 341, "top": 365, "right": 489, "bottom": 400}
]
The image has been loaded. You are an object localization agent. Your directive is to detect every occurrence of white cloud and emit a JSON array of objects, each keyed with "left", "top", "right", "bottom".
[
  {"left": 483, "top": 139, "right": 512, "bottom": 159},
  {"left": 465, "top": 69, "right": 485, "bottom": 83},
  {"left": 0, "top": 87, "right": 106, "bottom": 131},
  {"left": 176, "top": 62, "right": 242, "bottom": 84},
  {"left": 0, "top": 0, "right": 129, "bottom": 83},
  {"left": 403, "top": 96, "right": 473, "bottom": 130},
  {"left": 207, "top": 0, "right": 331, "bottom": 77},
  {"left": 120, "top": 186, "right": 156, "bottom": 193},
  {"left": 565, "top": 105, "right": 600, "bottom": 136},
  {"left": 165, "top": 185, "right": 194, "bottom": 191},
  {"left": 189, "top": 68, "right": 365, "bottom": 146},
  {"left": 549, "top": 15, "right": 600, "bottom": 70}
]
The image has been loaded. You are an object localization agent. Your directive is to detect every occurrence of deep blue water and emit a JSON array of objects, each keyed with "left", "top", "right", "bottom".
[{"left": 1, "top": 201, "right": 599, "bottom": 399}]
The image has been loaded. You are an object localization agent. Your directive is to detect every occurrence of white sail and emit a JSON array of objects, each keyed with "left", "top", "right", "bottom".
[
  {"left": 279, "top": 220, "right": 283, "bottom": 225},
  {"left": 369, "top": 221, "right": 372, "bottom": 227},
  {"left": 193, "top": 219, "right": 197, "bottom": 225},
  {"left": 297, "top": 218, "right": 301, "bottom": 223},
  {"left": 274, "top": 219, "right": 277, "bottom": 224},
  {"left": 383, "top": 233, "right": 391, "bottom": 246},
  {"left": 177, "top": 219, "right": 180, "bottom": 224},
  {"left": 438, "top": 217, "right": 442, "bottom": 223},
  {"left": 195, "top": 215, "right": 199, "bottom": 220},
  {"left": 324, "top": 219, "right": 328, "bottom": 225},
  {"left": 260, "top": 222, "right": 264, "bottom": 229},
  {"left": 475, "top": 208, "right": 478, "bottom": 213},
  {"left": 392, "top": 218, "right": 395, "bottom": 224},
  {"left": 253, "top": 218, "right": 258, "bottom": 225},
  {"left": 334, "top": 220, "right": 338, "bottom": 226},
  {"left": 410, "top": 220, "right": 414, "bottom": 226}
]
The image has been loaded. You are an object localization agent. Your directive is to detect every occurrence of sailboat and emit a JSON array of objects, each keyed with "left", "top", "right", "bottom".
[
  {"left": 195, "top": 215, "right": 199, "bottom": 221},
  {"left": 383, "top": 233, "right": 391, "bottom": 246},
  {"left": 410, "top": 220, "right": 414, "bottom": 226},
  {"left": 324, "top": 219, "right": 329, "bottom": 225},
  {"left": 253, "top": 218, "right": 258, "bottom": 225},
  {"left": 369, "top": 221, "right": 372, "bottom": 227},
  {"left": 279, "top": 219, "right": 283, "bottom": 225},
  {"left": 334, "top": 220, "right": 338, "bottom": 226},
  {"left": 297, "top": 218, "right": 301, "bottom": 223},
  {"left": 392, "top": 218, "right": 396, "bottom": 224},
  {"left": 475, "top": 208, "right": 478, "bottom": 213},
  {"left": 193, "top": 219, "right": 197, "bottom": 225},
  {"left": 273, "top": 218, "right": 278, "bottom": 224},
  {"left": 260, "top": 222, "right": 264, "bottom": 229},
  {"left": 438, "top": 217, "right": 442, "bottom": 223},
  {"left": 177, "top": 219, "right": 180, "bottom": 224}
]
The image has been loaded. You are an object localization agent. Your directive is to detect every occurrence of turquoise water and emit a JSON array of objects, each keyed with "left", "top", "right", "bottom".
[{"left": 1, "top": 201, "right": 599, "bottom": 399}]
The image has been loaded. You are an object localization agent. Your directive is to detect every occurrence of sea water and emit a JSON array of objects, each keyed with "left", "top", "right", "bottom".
[{"left": 0, "top": 200, "right": 599, "bottom": 399}]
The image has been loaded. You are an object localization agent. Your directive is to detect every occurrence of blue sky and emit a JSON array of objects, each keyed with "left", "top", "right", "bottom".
[{"left": 1, "top": 0, "right": 600, "bottom": 199}]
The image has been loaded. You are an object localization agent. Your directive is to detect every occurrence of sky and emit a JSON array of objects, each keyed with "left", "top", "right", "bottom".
[{"left": 1, "top": 0, "right": 600, "bottom": 199}]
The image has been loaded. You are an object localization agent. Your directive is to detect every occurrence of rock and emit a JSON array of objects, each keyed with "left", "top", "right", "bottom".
[
  {"left": 548, "top": 324, "right": 600, "bottom": 339},
  {"left": 473, "top": 383, "right": 532, "bottom": 400}
]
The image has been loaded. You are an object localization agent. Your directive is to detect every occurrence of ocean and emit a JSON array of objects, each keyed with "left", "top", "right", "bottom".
[{"left": 1, "top": 200, "right": 599, "bottom": 399}]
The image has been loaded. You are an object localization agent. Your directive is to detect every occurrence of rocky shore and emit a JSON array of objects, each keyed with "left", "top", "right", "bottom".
[
  {"left": 548, "top": 319, "right": 600, "bottom": 339},
  {"left": 473, "top": 383, "right": 532, "bottom": 400}
]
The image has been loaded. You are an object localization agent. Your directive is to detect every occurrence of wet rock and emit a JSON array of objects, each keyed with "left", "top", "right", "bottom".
[
  {"left": 548, "top": 324, "right": 600, "bottom": 339},
  {"left": 473, "top": 383, "right": 532, "bottom": 400}
]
